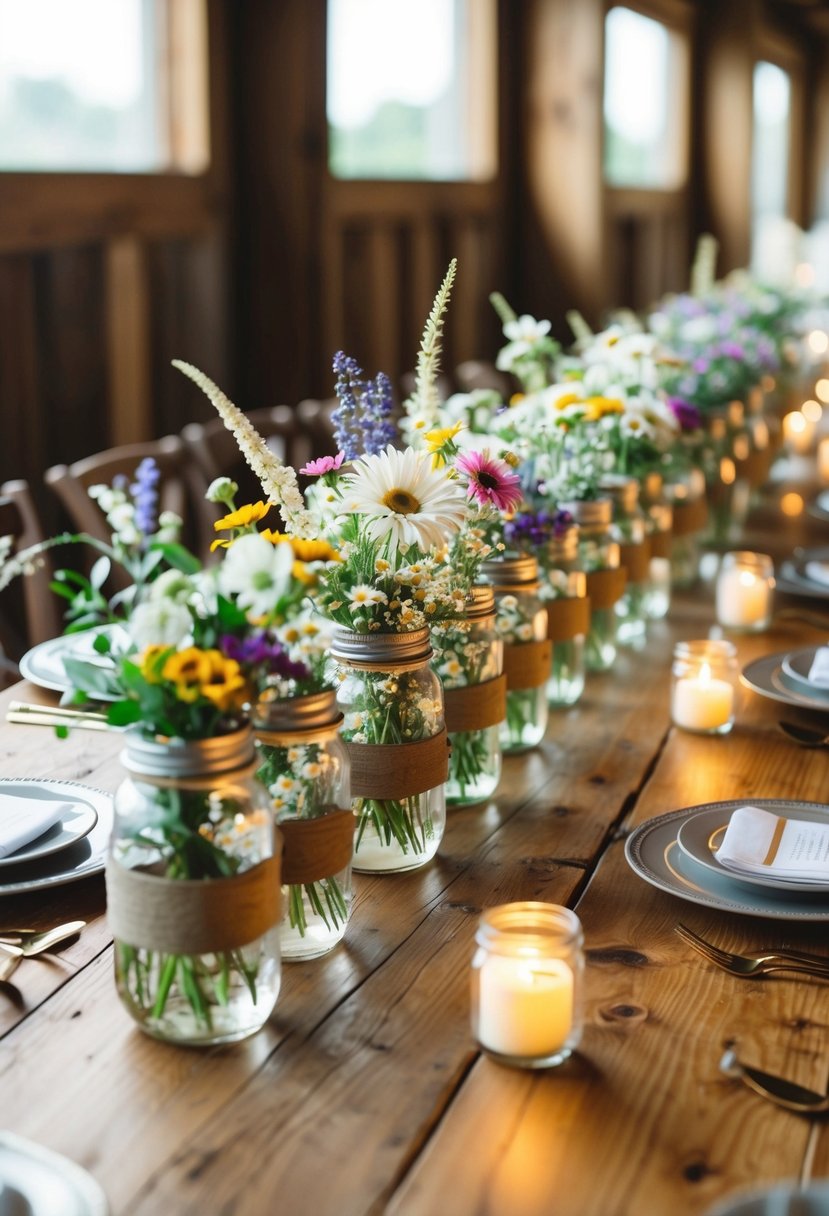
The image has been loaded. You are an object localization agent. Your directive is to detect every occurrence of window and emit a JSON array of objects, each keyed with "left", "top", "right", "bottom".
[
  {"left": 326, "top": 0, "right": 496, "bottom": 181},
  {"left": 0, "top": 0, "right": 208, "bottom": 173},
  {"left": 752, "top": 61, "right": 791, "bottom": 222},
  {"left": 603, "top": 6, "right": 688, "bottom": 190}
]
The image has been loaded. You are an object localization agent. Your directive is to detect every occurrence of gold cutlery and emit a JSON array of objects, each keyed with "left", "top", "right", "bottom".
[
  {"left": 0, "top": 921, "right": 85, "bottom": 986},
  {"left": 720, "top": 1047, "right": 829, "bottom": 1115},
  {"left": 675, "top": 924, "right": 829, "bottom": 979},
  {"left": 6, "top": 701, "right": 112, "bottom": 731}
]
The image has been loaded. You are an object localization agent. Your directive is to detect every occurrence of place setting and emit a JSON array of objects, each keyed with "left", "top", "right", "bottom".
[
  {"left": 775, "top": 545, "right": 829, "bottom": 601},
  {"left": 18, "top": 623, "right": 129, "bottom": 702},
  {"left": 741, "top": 638, "right": 829, "bottom": 714}
]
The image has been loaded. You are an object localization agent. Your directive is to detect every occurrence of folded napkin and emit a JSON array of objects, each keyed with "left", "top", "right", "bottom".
[
  {"left": 0, "top": 795, "right": 70, "bottom": 859},
  {"left": 716, "top": 805, "right": 829, "bottom": 882},
  {"left": 808, "top": 646, "right": 829, "bottom": 688},
  {"left": 804, "top": 560, "right": 829, "bottom": 588}
]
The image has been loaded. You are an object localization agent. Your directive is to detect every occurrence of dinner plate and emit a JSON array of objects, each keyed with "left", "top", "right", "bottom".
[
  {"left": 625, "top": 801, "right": 829, "bottom": 920},
  {"left": 0, "top": 1131, "right": 108, "bottom": 1215},
  {"left": 781, "top": 646, "right": 829, "bottom": 695},
  {"left": 676, "top": 803, "right": 829, "bottom": 894},
  {"left": 809, "top": 490, "right": 829, "bottom": 524},
  {"left": 0, "top": 783, "right": 97, "bottom": 870},
  {"left": 741, "top": 653, "right": 829, "bottom": 713},
  {"left": 19, "top": 626, "right": 129, "bottom": 700},
  {"left": 776, "top": 560, "right": 829, "bottom": 600},
  {"left": 0, "top": 780, "right": 112, "bottom": 897}
]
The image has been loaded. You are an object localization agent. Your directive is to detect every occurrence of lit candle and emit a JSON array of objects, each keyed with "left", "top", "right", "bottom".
[
  {"left": 819, "top": 438, "right": 829, "bottom": 485},
  {"left": 477, "top": 954, "right": 573, "bottom": 1058},
  {"left": 715, "top": 552, "right": 774, "bottom": 631},
  {"left": 671, "top": 662, "right": 735, "bottom": 733},
  {"left": 783, "top": 410, "right": 817, "bottom": 454}
]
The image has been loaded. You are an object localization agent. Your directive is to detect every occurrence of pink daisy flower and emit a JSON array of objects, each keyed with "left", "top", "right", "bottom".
[
  {"left": 300, "top": 451, "right": 346, "bottom": 476},
  {"left": 455, "top": 450, "right": 522, "bottom": 513}
]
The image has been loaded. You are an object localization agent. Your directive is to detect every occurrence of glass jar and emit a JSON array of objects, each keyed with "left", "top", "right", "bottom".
[
  {"left": 671, "top": 639, "right": 738, "bottom": 735},
  {"left": 471, "top": 902, "right": 584, "bottom": 1070},
  {"left": 640, "top": 471, "right": 672, "bottom": 621},
  {"left": 601, "top": 476, "right": 649, "bottom": 648},
  {"left": 541, "top": 527, "right": 587, "bottom": 708},
  {"left": 254, "top": 689, "right": 353, "bottom": 961},
  {"left": 479, "top": 554, "right": 550, "bottom": 752},
  {"left": 702, "top": 408, "right": 751, "bottom": 546},
  {"left": 108, "top": 727, "right": 282, "bottom": 1046},
  {"left": 561, "top": 498, "right": 624, "bottom": 672},
  {"left": 431, "top": 586, "right": 505, "bottom": 806},
  {"left": 330, "top": 626, "right": 447, "bottom": 873},
  {"left": 664, "top": 466, "right": 707, "bottom": 588},
  {"left": 715, "top": 551, "right": 775, "bottom": 633}
]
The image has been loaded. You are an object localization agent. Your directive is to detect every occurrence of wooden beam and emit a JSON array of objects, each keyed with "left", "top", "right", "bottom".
[{"left": 105, "top": 236, "right": 153, "bottom": 445}]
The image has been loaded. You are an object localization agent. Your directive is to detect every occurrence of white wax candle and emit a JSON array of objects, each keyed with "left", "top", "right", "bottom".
[
  {"left": 819, "top": 438, "right": 829, "bottom": 485},
  {"left": 715, "top": 567, "right": 771, "bottom": 628},
  {"left": 672, "top": 668, "right": 734, "bottom": 732},
  {"left": 477, "top": 953, "right": 573, "bottom": 1058}
]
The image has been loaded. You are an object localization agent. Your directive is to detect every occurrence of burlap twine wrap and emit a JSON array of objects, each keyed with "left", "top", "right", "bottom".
[
  {"left": 106, "top": 851, "right": 282, "bottom": 954},
  {"left": 584, "top": 567, "right": 627, "bottom": 610},
  {"left": 649, "top": 531, "right": 673, "bottom": 559},
  {"left": 671, "top": 499, "right": 708, "bottom": 536},
  {"left": 280, "top": 809, "right": 355, "bottom": 885},
  {"left": 619, "top": 540, "right": 652, "bottom": 584},
  {"left": 443, "top": 674, "right": 508, "bottom": 733},
  {"left": 545, "top": 596, "right": 591, "bottom": 643},
  {"left": 347, "top": 726, "right": 449, "bottom": 799},
  {"left": 502, "top": 640, "right": 553, "bottom": 690}
]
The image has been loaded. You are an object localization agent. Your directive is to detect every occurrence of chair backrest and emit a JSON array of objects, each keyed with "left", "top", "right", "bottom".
[
  {"left": 454, "top": 361, "right": 513, "bottom": 400},
  {"left": 0, "top": 480, "right": 61, "bottom": 673}
]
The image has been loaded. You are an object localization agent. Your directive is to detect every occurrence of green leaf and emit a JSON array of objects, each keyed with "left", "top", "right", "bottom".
[
  {"left": 150, "top": 541, "right": 201, "bottom": 576},
  {"left": 54, "top": 724, "right": 69, "bottom": 740},
  {"left": 107, "top": 701, "right": 141, "bottom": 727},
  {"left": 89, "top": 556, "right": 111, "bottom": 592},
  {"left": 92, "top": 631, "right": 112, "bottom": 655}
]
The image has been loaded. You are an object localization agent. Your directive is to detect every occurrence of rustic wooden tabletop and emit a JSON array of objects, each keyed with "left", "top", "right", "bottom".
[{"left": 2, "top": 490, "right": 829, "bottom": 1216}]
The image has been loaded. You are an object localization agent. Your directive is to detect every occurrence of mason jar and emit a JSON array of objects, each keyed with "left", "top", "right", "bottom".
[
  {"left": 640, "top": 471, "right": 672, "bottom": 621},
  {"left": 108, "top": 727, "right": 282, "bottom": 1046},
  {"left": 671, "top": 639, "right": 738, "bottom": 735},
  {"left": 540, "top": 527, "right": 588, "bottom": 708},
  {"left": 664, "top": 466, "right": 707, "bottom": 588},
  {"left": 330, "top": 626, "right": 447, "bottom": 873},
  {"left": 601, "top": 476, "right": 650, "bottom": 648},
  {"left": 561, "top": 498, "right": 625, "bottom": 672},
  {"left": 432, "top": 586, "right": 505, "bottom": 806},
  {"left": 254, "top": 689, "right": 353, "bottom": 961},
  {"left": 715, "top": 551, "right": 775, "bottom": 633},
  {"left": 471, "top": 902, "right": 585, "bottom": 1070},
  {"left": 479, "top": 554, "right": 550, "bottom": 752},
  {"left": 703, "top": 409, "right": 751, "bottom": 546}
]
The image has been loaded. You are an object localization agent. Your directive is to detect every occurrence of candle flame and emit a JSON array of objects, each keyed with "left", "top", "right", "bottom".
[
  {"left": 738, "top": 570, "right": 756, "bottom": 587},
  {"left": 699, "top": 662, "right": 712, "bottom": 683}
]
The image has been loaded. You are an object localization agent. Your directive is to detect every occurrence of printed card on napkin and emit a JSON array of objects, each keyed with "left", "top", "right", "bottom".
[
  {"left": 0, "top": 795, "right": 70, "bottom": 859},
  {"left": 715, "top": 805, "right": 829, "bottom": 881},
  {"left": 808, "top": 646, "right": 829, "bottom": 688}
]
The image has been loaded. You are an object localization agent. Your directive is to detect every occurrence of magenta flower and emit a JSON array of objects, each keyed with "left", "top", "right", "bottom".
[
  {"left": 455, "top": 450, "right": 522, "bottom": 513},
  {"left": 299, "top": 451, "right": 345, "bottom": 476}
]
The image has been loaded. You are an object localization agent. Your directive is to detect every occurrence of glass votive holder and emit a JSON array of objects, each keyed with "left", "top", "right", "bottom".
[
  {"left": 671, "top": 639, "right": 738, "bottom": 735},
  {"left": 471, "top": 902, "right": 584, "bottom": 1070},
  {"left": 715, "top": 551, "right": 775, "bottom": 632}
]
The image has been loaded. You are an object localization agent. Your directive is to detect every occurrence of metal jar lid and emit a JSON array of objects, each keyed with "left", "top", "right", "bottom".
[
  {"left": 560, "top": 498, "right": 613, "bottom": 529},
  {"left": 329, "top": 625, "right": 433, "bottom": 664},
  {"left": 479, "top": 553, "right": 539, "bottom": 588},
  {"left": 121, "top": 726, "right": 256, "bottom": 778},
  {"left": 545, "top": 526, "right": 579, "bottom": 564},
  {"left": 461, "top": 584, "right": 496, "bottom": 621},
  {"left": 599, "top": 475, "right": 640, "bottom": 514},
  {"left": 252, "top": 688, "right": 340, "bottom": 732}
]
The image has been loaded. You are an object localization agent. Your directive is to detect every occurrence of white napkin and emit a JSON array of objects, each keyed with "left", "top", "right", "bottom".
[
  {"left": 716, "top": 805, "right": 829, "bottom": 883},
  {"left": 804, "top": 560, "right": 829, "bottom": 588},
  {"left": 0, "top": 795, "right": 70, "bottom": 859},
  {"left": 808, "top": 646, "right": 829, "bottom": 688}
]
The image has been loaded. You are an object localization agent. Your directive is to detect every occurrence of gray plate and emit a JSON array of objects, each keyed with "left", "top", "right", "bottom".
[
  {"left": 0, "top": 1131, "right": 108, "bottom": 1215},
  {"left": 781, "top": 646, "right": 829, "bottom": 697},
  {"left": 0, "top": 784, "right": 97, "bottom": 870},
  {"left": 0, "top": 780, "right": 112, "bottom": 897},
  {"left": 625, "top": 800, "right": 829, "bottom": 920},
  {"left": 808, "top": 491, "right": 829, "bottom": 524},
  {"left": 18, "top": 627, "right": 127, "bottom": 700},
  {"left": 741, "top": 653, "right": 829, "bottom": 713},
  {"left": 676, "top": 803, "right": 829, "bottom": 894}
]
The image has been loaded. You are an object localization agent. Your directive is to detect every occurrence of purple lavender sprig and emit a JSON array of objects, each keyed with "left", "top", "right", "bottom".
[
  {"left": 332, "top": 351, "right": 397, "bottom": 459},
  {"left": 130, "top": 458, "right": 160, "bottom": 540},
  {"left": 220, "top": 632, "right": 311, "bottom": 683}
]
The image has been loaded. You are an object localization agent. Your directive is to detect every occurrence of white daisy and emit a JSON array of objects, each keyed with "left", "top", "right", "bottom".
[
  {"left": 342, "top": 445, "right": 466, "bottom": 554},
  {"left": 219, "top": 532, "right": 293, "bottom": 617},
  {"left": 348, "top": 584, "right": 388, "bottom": 610}
]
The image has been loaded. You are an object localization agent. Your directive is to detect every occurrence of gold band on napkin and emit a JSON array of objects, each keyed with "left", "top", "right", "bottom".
[
  {"left": 443, "top": 675, "right": 508, "bottom": 733},
  {"left": 105, "top": 853, "right": 282, "bottom": 954},
  {"left": 502, "top": 640, "right": 553, "bottom": 690},
  {"left": 619, "top": 540, "right": 652, "bottom": 584},
  {"left": 545, "top": 596, "right": 591, "bottom": 643},
  {"left": 280, "top": 809, "right": 355, "bottom": 885},
  {"left": 585, "top": 567, "right": 627, "bottom": 611},
  {"left": 671, "top": 499, "right": 708, "bottom": 537},
  {"left": 347, "top": 727, "right": 450, "bottom": 800}
]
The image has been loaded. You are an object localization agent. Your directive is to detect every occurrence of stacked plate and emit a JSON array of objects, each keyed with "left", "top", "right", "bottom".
[
  {"left": 625, "top": 798, "right": 829, "bottom": 921},
  {"left": 19, "top": 625, "right": 128, "bottom": 699},
  {"left": 741, "top": 644, "right": 829, "bottom": 713},
  {"left": 0, "top": 779, "right": 113, "bottom": 898},
  {"left": 776, "top": 544, "right": 829, "bottom": 600}
]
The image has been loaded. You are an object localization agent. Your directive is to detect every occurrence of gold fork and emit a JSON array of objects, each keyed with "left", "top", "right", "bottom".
[{"left": 675, "top": 924, "right": 829, "bottom": 980}]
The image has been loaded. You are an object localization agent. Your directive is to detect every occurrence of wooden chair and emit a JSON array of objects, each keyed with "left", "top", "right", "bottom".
[
  {"left": 44, "top": 436, "right": 203, "bottom": 583},
  {"left": 0, "top": 480, "right": 61, "bottom": 679},
  {"left": 454, "top": 360, "right": 513, "bottom": 400}
]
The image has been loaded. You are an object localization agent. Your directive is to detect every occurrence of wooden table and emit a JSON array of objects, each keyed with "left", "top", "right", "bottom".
[{"left": 3, "top": 496, "right": 829, "bottom": 1215}]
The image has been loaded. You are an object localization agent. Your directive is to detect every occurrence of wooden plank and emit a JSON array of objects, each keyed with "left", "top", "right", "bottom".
[
  {"left": 105, "top": 236, "right": 153, "bottom": 445},
  {"left": 0, "top": 256, "right": 42, "bottom": 488}
]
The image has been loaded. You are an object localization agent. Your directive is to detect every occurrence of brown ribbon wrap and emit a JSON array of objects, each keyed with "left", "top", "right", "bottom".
[
  {"left": 545, "top": 596, "right": 591, "bottom": 642},
  {"left": 619, "top": 540, "right": 652, "bottom": 584},
  {"left": 347, "top": 726, "right": 449, "bottom": 800},
  {"left": 502, "top": 640, "right": 553, "bottom": 690},
  {"left": 671, "top": 498, "right": 708, "bottom": 536},
  {"left": 280, "top": 809, "right": 355, "bottom": 885},
  {"left": 105, "top": 853, "right": 282, "bottom": 954},
  {"left": 443, "top": 674, "right": 508, "bottom": 733},
  {"left": 584, "top": 567, "right": 627, "bottom": 611},
  {"left": 649, "top": 531, "right": 673, "bottom": 559}
]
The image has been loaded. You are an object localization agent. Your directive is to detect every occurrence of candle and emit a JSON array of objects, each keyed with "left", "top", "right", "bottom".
[
  {"left": 819, "top": 438, "right": 829, "bottom": 485},
  {"left": 477, "top": 954, "right": 573, "bottom": 1058},
  {"left": 715, "top": 552, "right": 774, "bottom": 631},
  {"left": 672, "top": 664, "right": 734, "bottom": 733},
  {"left": 783, "top": 410, "right": 817, "bottom": 454}
]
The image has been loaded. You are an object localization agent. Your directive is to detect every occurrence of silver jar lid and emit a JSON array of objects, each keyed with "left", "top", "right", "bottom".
[
  {"left": 122, "top": 726, "right": 256, "bottom": 778},
  {"left": 545, "top": 525, "right": 579, "bottom": 563},
  {"left": 253, "top": 688, "right": 340, "bottom": 731},
  {"left": 599, "top": 475, "right": 640, "bottom": 514},
  {"left": 330, "top": 625, "right": 432, "bottom": 664},
  {"left": 479, "top": 553, "right": 539, "bottom": 587},
  {"left": 560, "top": 498, "right": 613, "bottom": 529}
]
